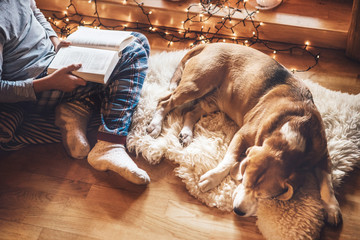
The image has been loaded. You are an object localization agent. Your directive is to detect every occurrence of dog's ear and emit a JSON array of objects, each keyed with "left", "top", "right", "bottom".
[
  {"left": 230, "top": 161, "right": 242, "bottom": 181},
  {"left": 276, "top": 182, "right": 294, "bottom": 201},
  {"left": 230, "top": 158, "right": 248, "bottom": 182},
  {"left": 276, "top": 172, "right": 303, "bottom": 201}
]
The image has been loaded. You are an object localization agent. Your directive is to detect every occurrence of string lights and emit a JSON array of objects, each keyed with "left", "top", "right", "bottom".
[{"left": 46, "top": 0, "right": 320, "bottom": 72}]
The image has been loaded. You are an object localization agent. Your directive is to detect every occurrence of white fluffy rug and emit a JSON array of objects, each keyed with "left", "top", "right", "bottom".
[{"left": 127, "top": 50, "right": 360, "bottom": 240}]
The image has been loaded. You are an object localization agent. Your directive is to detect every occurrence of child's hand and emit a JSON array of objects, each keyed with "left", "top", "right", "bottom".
[
  {"left": 50, "top": 36, "right": 71, "bottom": 52},
  {"left": 56, "top": 40, "right": 71, "bottom": 52},
  {"left": 33, "top": 64, "right": 86, "bottom": 93}
]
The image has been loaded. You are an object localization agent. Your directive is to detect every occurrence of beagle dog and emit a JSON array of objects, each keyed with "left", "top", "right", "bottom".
[{"left": 147, "top": 43, "right": 342, "bottom": 226}]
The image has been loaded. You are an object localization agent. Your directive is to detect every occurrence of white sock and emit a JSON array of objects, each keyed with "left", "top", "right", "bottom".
[
  {"left": 87, "top": 140, "right": 150, "bottom": 185},
  {"left": 55, "top": 102, "right": 91, "bottom": 159}
]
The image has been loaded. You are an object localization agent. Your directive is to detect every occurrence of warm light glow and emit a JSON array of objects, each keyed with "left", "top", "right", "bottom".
[{"left": 46, "top": 0, "right": 319, "bottom": 71}]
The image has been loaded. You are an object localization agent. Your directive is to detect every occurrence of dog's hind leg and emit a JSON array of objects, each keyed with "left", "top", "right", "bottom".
[
  {"left": 179, "top": 96, "right": 219, "bottom": 146},
  {"left": 169, "top": 45, "right": 207, "bottom": 91},
  {"left": 147, "top": 67, "right": 221, "bottom": 138}
]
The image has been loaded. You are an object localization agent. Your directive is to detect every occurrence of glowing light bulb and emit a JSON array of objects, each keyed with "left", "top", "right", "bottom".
[{"left": 305, "top": 41, "right": 310, "bottom": 46}]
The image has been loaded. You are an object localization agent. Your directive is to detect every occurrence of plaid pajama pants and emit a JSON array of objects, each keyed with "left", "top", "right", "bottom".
[{"left": 33, "top": 32, "right": 150, "bottom": 141}]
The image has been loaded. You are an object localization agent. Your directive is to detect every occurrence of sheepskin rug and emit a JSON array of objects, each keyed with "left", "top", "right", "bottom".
[{"left": 126, "top": 49, "right": 360, "bottom": 240}]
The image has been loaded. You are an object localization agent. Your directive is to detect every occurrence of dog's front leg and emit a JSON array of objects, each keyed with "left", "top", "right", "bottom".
[
  {"left": 315, "top": 168, "right": 342, "bottom": 226},
  {"left": 147, "top": 93, "right": 172, "bottom": 138},
  {"left": 199, "top": 130, "right": 246, "bottom": 192}
]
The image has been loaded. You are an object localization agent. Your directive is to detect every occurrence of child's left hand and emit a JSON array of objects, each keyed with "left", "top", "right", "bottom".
[{"left": 50, "top": 36, "right": 71, "bottom": 52}]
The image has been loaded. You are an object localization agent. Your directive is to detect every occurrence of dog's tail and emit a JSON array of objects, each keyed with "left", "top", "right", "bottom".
[{"left": 169, "top": 44, "right": 207, "bottom": 90}]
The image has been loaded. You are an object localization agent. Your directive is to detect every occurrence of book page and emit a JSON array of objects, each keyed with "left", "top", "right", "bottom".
[
  {"left": 49, "top": 46, "right": 117, "bottom": 75},
  {"left": 67, "top": 27, "right": 134, "bottom": 52}
]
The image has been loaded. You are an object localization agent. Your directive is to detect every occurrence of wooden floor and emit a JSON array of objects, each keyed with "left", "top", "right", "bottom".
[{"left": 1, "top": 36, "right": 360, "bottom": 240}]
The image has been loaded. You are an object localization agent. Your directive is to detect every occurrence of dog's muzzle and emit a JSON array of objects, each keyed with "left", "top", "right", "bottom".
[{"left": 232, "top": 184, "right": 258, "bottom": 217}]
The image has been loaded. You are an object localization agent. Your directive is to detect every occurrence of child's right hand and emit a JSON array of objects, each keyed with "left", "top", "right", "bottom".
[{"left": 33, "top": 64, "right": 86, "bottom": 93}]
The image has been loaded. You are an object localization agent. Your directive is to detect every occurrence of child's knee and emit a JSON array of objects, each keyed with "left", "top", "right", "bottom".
[{"left": 130, "top": 32, "right": 150, "bottom": 56}]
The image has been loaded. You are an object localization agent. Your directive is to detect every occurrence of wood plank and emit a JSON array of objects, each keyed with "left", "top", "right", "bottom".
[
  {"left": 346, "top": 0, "right": 360, "bottom": 61},
  {"left": 0, "top": 219, "right": 42, "bottom": 240},
  {"left": 38, "top": 228, "right": 101, "bottom": 240}
]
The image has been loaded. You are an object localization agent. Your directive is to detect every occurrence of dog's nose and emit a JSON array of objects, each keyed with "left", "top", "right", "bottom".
[{"left": 233, "top": 208, "right": 246, "bottom": 216}]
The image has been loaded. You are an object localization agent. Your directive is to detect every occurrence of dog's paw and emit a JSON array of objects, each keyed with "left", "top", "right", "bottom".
[
  {"left": 198, "top": 169, "right": 224, "bottom": 192},
  {"left": 146, "top": 121, "right": 162, "bottom": 138},
  {"left": 324, "top": 203, "right": 342, "bottom": 226},
  {"left": 179, "top": 127, "right": 193, "bottom": 147}
]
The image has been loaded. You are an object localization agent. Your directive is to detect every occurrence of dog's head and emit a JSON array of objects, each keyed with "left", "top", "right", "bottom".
[
  {"left": 230, "top": 118, "right": 321, "bottom": 216},
  {"left": 230, "top": 144, "right": 302, "bottom": 216}
]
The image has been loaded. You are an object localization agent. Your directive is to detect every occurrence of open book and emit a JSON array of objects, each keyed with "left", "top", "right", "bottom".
[{"left": 48, "top": 27, "right": 135, "bottom": 84}]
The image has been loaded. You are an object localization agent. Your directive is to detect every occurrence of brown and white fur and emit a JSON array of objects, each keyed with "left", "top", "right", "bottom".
[{"left": 147, "top": 43, "right": 342, "bottom": 226}]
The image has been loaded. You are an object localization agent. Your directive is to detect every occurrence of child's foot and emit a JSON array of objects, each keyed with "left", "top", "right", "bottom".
[
  {"left": 55, "top": 102, "right": 91, "bottom": 159},
  {"left": 87, "top": 140, "right": 150, "bottom": 185}
]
